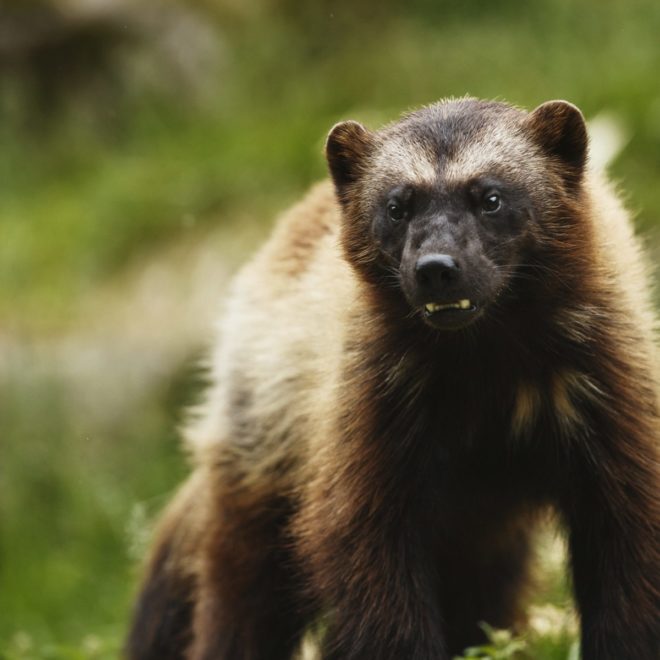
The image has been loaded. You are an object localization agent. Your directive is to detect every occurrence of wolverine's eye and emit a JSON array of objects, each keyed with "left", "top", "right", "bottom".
[
  {"left": 482, "top": 192, "right": 502, "bottom": 214},
  {"left": 387, "top": 200, "right": 406, "bottom": 223}
]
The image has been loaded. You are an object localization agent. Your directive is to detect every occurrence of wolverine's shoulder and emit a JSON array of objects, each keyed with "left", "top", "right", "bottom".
[{"left": 256, "top": 180, "right": 341, "bottom": 279}]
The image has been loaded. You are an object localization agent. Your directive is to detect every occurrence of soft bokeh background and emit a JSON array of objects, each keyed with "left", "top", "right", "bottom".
[{"left": 2, "top": 1, "right": 659, "bottom": 657}]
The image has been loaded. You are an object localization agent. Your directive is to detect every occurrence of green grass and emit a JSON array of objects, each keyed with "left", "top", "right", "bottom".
[
  {"left": 0, "top": 361, "right": 196, "bottom": 653},
  {"left": 2, "top": 0, "right": 660, "bottom": 656}
]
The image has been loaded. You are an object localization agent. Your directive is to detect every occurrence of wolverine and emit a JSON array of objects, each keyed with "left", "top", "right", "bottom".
[{"left": 127, "top": 98, "right": 660, "bottom": 659}]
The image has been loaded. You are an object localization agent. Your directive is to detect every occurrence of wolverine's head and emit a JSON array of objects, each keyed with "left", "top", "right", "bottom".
[{"left": 326, "top": 98, "right": 589, "bottom": 331}]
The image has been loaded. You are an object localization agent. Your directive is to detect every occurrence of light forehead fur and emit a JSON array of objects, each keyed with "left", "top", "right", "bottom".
[
  {"left": 370, "top": 135, "right": 438, "bottom": 187},
  {"left": 369, "top": 98, "right": 550, "bottom": 191},
  {"left": 442, "top": 124, "right": 545, "bottom": 186}
]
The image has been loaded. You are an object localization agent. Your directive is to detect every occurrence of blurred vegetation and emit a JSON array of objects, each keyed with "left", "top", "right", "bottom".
[{"left": 2, "top": 0, "right": 659, "bottom": 657}]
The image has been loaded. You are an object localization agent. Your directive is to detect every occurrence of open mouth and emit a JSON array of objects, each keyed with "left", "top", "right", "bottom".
[
  {"left": 424, "top": 299, "right": 474, "bottom": 314},
  {"left": 421, "top": 299, "right": 479, "bottom": 329}
]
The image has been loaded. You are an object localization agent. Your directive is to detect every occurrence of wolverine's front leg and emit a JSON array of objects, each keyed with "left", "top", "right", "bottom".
[
  {"left": 290, "top": 331, "right": 451, "bottom": 658},
  {"left": 436, "top": 509, "right": 536, "bottom": 656},
  {"left": 559, "top": 384, "right": 660, "bottom": 659},
  {"left": 293, "top": 474, "right": 447, "bottom": 659},
  {"left": 307, "top": 522, "right": 446, "bottom": 659},
  {"left": 562, "top": 450, "right": 660, "bottom": 659}
]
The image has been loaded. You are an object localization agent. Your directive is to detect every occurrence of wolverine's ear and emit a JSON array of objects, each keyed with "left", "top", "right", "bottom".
[
  {"left": 325, "top": 120, "right": 373, "bottom": 195},
  {"left": 525, "top": 100, "right": 588, "bottom": 190}
]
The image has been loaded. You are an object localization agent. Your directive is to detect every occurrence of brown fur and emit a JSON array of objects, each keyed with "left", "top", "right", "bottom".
[{"left": 126, "top": 98, "right": 660, "bottom": 659}]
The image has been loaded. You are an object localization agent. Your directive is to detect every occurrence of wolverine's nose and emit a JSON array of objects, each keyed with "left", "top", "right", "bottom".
[{"left": 415, "top": 254, "right": 460, "bottom": 289}]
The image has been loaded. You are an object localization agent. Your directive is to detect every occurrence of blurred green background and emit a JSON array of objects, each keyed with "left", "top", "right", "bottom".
[{"left": 1, "top": 1, "right": 659, "bottom": 658}]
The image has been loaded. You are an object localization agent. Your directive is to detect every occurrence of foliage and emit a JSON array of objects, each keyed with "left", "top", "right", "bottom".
[
  {"left": 454, "top": 624, "right": 527, "bottom": 659},
  {"left": 2, "top": 631, "right": 119, "bottom": 660}
]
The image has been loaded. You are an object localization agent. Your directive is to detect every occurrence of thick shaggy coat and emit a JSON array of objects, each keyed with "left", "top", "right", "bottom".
[{"left": 127, "top": 98, "right": 660, "bottom": 659}]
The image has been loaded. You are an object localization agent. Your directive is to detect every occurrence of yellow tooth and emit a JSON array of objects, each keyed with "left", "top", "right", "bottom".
[{"left": 425, "top": 300, "right": 471, "bottom": 313}]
